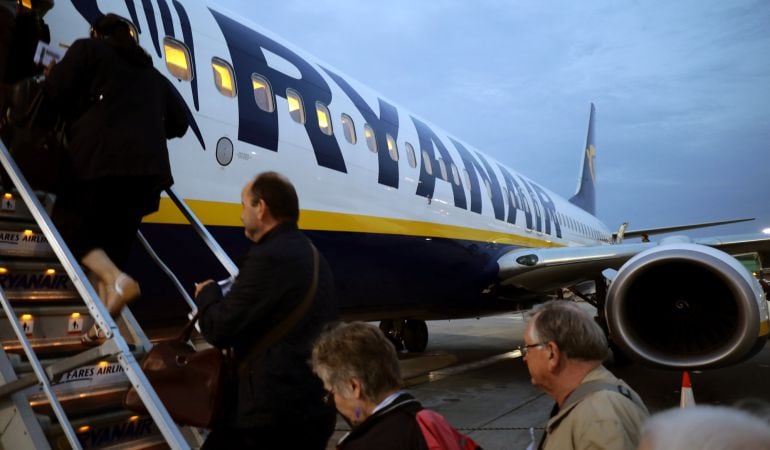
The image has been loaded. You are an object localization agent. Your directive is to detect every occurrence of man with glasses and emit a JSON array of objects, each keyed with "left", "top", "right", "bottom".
[{"left": 520, "top": 300, "right": 648, "bottom": 450}]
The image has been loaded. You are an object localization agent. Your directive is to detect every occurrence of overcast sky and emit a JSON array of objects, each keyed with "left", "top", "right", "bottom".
[{"left": 217, "top": 0, "right": 770, "bottom": 238}]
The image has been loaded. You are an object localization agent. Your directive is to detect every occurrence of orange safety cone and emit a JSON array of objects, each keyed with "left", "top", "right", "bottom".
[{"left": 679, "top": 371, "right": 696, "bottom": 408}]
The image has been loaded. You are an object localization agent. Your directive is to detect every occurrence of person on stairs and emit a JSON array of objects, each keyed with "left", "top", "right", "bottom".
[{"left": 42, "top": 13, "right": 188, "bottom": 344}]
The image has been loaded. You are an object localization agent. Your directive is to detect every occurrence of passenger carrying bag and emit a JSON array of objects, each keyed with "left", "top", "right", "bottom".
[
  {"left": 1, "top": 76, "right": 68, "bottom": 191},
  {"left": 123, "top": 312, "right": 224, "bottom": 428},
  {"left": 125, "top": 243, "right": 321, "bottom": 428},
  {"left": 416, "top": 409, "right": 482, "bottom": 450}
]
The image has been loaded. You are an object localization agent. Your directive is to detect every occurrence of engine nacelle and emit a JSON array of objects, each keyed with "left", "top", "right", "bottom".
[{"left": 605, "top": 243, "right": 769, "bottom": 370}]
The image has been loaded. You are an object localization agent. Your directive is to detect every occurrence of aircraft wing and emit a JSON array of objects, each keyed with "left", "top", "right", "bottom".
[
  {"left": 497, "top": 232, "right": 770, "bottom": 292},
  {"left": 615, "top": 218, "right": 754, "bottom": 240}
]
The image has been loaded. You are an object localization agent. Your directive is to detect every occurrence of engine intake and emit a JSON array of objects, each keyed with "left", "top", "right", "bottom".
[{"left": 605, "top": 243, "right": 768, "bottom": 369}]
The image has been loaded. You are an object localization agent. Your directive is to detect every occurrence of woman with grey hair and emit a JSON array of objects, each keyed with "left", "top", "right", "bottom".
[
  {"left": 311, "top": 321, "right": 428, "bottom": 449},
  {"left": 637, "top": 405, "right": 770, "bottom": 450}
]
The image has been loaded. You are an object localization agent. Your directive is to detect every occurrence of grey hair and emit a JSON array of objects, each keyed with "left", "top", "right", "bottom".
[
  {"left": 526, "top": 300, "right": 608, "bottom": 361},
  {"left": 311, "top": 321, "right": 402, "bottom": 401},
  {"left": 640, "top": 406, "right": 770, "bottom": 450}
]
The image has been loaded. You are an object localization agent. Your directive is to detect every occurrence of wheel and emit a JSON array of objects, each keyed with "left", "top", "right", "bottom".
[
  {"left": 379, "top": 320, "right": 404, "bottom": 351},
  {"left": 403, "top": 320, "right": 428, "bottom": 352}
]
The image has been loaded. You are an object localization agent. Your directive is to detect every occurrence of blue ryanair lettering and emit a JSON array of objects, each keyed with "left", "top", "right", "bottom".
[
  {"left": 124, "top": 0, "right": 142, "bottom": 33},
  {"left": 497, "top": 165, "right": 532, "bottom": 229},
  {"left": 322, "top": 67, "right": 399, "bottom": 187},
  {"left": 71, "top": 0, "right": 101, "bottom": 27},
  {"left": 531, "top": 184, "right": 562, "bottom": 238},
  {"left": 519, "top": 178, "right": 544, "bottom": 232},
  {"left": 211, "top": 10, "right": 347, "bottom": 173},
  {"left": 451, "top": 138, "right": 498, "bottom": 217},
  {"left": 466, "top": 148, "right": 505, "bottom": 220},
  {"left": 411, "top": 118, "right": 467, "bottom": 209},
  {"left": 140, "top": 0, "right": 162, "bottom": 57},
  {"left": 172, "top": 0, "right": 199, "bottom": 110},
  {"left": 156, "top": 0, "right": 174, "bottom": 38}
]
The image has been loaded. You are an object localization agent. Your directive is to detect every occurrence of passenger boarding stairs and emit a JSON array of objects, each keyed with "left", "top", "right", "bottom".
[{"left": 0, "top": 139, "right": 238, "bottom": 449}]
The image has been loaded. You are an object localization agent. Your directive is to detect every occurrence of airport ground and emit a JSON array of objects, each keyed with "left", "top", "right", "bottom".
[{"left": 325, "top": 305, "right": 770, "bottom": 450}]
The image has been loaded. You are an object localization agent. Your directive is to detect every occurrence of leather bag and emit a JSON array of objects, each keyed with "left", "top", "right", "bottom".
[
  {"left": 124, "top": 243, "right": 320, "bottom": 428},
  {"left": 123, "top": 314, "right": 224, "bottom": 428}
]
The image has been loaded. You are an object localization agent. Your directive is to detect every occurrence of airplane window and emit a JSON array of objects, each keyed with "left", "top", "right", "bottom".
[
  {"left": 341, "top": 113, "right": 356, "bottom": 144},
  {"left": 163, "top": 38, "right": 193, "bottom": 81},
  {"left": 212, "top": 58, "right": 236, "bottom": 98},
  {"left": 438, "top": 158, "right": 448, "bottom": 181},
  {"left": 451, "top": 163, "right": 460, "bottom": 186},
  {"left": 386, "top": 133, "right": 398, "bottom": 161},
  {"left": 251, "top": 74, "right": 275, "bottom": 112},
  {"left": 463, "top": 169, "right": 471, "bottom": 191},
  {"left": 484, "top": 178, "right": 492, "bottom": 199},
  {"left": 421, "top": 150, "right": 433, "bottom": 175},
  {"left": 316, "top": 102, "right": 333, "bottom": 136},
  {"left": 405, "top": 142, "right": 416, "bottom": 168},
  {"left": 286, "top": 88, "right": 305, "bottom": 124},
  {"left": 364, "top": 124, "right": 377, "bottom": 152}
]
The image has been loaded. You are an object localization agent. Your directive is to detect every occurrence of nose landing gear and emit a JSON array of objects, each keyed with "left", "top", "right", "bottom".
[{"left": 379, "top": 319, "right": 428, "bottom": 352}]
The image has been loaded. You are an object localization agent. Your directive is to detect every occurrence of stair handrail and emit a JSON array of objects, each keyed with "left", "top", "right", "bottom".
[
  {"left": 136, "top": 230, "right": 197, "bottom": 313},
  {"left": 0, "top": 140, "right": 190, "bottom": 449},
  {"left": 165, "top": 186, "right": 239, "bottom": 278}
]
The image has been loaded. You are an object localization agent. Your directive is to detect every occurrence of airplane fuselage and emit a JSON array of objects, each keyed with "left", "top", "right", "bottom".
[{"left": 46, "top": 0, "right": 611, "bottom": 321}]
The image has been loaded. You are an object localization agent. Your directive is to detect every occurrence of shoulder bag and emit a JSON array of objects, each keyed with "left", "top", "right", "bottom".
[{"left": 124, "top": 243, "right": 320, "bottom": 428}]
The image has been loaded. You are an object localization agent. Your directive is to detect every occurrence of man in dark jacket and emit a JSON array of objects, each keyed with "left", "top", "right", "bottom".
[{"left": 194, "top": 171, "right": 338, "bottom": 449}]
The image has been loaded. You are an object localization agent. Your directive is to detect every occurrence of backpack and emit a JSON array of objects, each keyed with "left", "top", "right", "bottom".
[
  {"left": 416, "top": 409, "right": 482, "bottom": 450},
  {"left": 1, "top": 76, "right": 68, "bottom": 191}
]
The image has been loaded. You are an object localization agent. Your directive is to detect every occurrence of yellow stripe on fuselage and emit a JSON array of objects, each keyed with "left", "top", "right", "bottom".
[{"left": 143, "top": 198, "right": 562, "bottom": 248}]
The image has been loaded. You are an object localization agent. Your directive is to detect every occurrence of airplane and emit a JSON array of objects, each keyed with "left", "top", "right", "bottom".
[{"left": 10, "top": 0, "right": 770, "bottom": 371}]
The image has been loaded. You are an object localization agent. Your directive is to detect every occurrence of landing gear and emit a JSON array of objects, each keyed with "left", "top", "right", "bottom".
[{"left": 379, "top": 319, "right": 429, "bottom": 352}]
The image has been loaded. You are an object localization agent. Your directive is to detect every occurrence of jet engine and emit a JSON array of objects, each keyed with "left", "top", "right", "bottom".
[{"left": 605, "top": 242, "right": 769, "bottom": 370}]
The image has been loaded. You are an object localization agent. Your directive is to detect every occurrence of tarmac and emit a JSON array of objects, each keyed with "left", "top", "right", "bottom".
[{"left": 325, "top": 306, "right": 770, "bottom": 449}]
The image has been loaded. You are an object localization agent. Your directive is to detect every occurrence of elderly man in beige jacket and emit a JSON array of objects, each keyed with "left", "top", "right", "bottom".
[{"left": 521, "top": 300, "right": 648, "bottom": 450}]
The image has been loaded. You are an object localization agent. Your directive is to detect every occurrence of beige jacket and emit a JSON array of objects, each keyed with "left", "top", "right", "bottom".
[{"left": 540, "top": 366, "right": 649, "bottom": 450}]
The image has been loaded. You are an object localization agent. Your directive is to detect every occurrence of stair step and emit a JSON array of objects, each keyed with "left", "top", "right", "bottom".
[
  {"left": 0, "top": 190, "right": 56, "bottom": 222},
  {"left": 30, "top": 381, "right": 131, "bottom": 418},
  {"left": 0, "top": 227, "right": 55, "bottom": 258},
  {"left": 0, "top": 259, "right": 78, "bottom": 301},
  {"left": 44, "top": 410, "right": 165, "bottom": 450},
  {"left": 1, "top": 305, "right": 92, "bottom": 342}
]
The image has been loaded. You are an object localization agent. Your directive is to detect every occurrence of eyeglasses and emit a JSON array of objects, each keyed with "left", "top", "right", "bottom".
[
  {"left": 517, "top": 342, "right": 546, "bottom": 357},
  {"left": 323, "top": 387, "right": 335, "bottom": 406}
]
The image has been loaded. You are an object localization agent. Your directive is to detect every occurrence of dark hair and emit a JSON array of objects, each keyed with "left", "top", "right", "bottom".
[
  {"left": 248, "top": 171, "right": 300, "bottom": 223},
  {"left": 527, "top": 300, "right": 609, "bottom": 361},
  {"left": 91, "top": 14, "right": 151, "bottom": 67}
]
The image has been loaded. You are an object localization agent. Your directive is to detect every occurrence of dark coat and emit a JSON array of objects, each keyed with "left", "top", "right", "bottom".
[
  {"left": 338, "top": 393, "right": 429, "bottom": 450},
  {"left": 195, "top": 222, "right": 338, "bottom": 430},
  {"left": 44, "top": 37, "right": 187, "bottom": 187}
]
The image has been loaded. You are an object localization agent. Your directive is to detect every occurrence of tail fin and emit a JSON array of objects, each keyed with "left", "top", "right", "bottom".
[{"left": 569, "top": 103, "right": 597, "bottom": 215}]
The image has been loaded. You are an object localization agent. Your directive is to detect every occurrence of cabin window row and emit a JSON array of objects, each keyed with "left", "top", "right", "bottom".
[
  {"left": 162, "top": 42, "right": 503, "bottom": 195},
  {"left": 162, "top": 40, "right": 612, "bottom": 241}
]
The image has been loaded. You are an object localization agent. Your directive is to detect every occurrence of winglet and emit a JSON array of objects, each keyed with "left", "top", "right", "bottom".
[{"left": 569, "top": 103, "right": 596, "bottom": 215}]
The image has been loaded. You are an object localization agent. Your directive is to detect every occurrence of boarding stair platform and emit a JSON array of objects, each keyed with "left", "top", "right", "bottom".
[{"left": 0, "top": 138, "right": 239, "bottom": 449}]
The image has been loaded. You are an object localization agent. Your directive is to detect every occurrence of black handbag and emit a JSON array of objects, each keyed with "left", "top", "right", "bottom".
[
  {"left": 124, "top": 244, "right": 320, "bottom": 427},
  {"left": 3, "top": 76, "right": 69, "bottom": 191}
]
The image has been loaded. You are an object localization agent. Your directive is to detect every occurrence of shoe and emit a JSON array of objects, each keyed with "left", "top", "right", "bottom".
[
  {"left": 106, "top": 273, "right": 140, "bottom": 315},
  {"left": 81, "top": 324, "right": 107, "bottom": 346}
]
